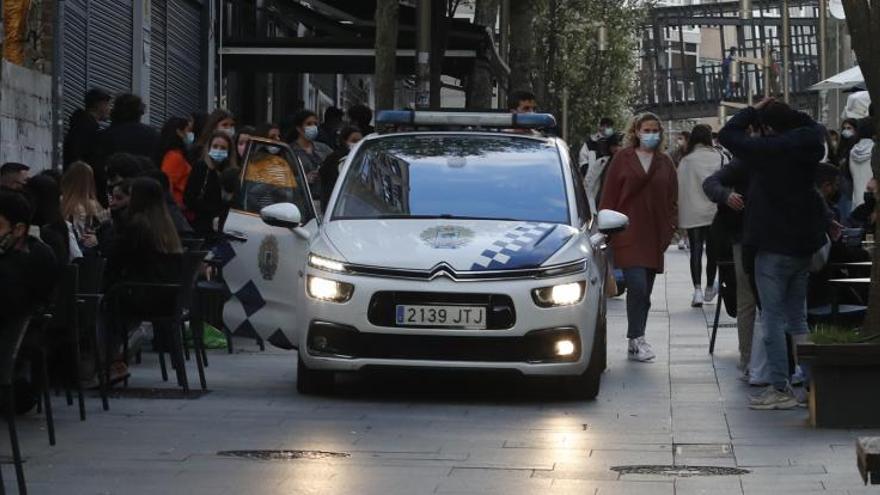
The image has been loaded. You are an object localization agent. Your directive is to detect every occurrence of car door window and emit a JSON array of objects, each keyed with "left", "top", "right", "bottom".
[{"left": 235, "top": 141, "right": 316, "bottom": 223}]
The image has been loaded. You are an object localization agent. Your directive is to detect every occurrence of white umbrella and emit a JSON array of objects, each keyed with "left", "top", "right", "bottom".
[{"left": 809, "top": 65, "right": 864, "bottom": 91}]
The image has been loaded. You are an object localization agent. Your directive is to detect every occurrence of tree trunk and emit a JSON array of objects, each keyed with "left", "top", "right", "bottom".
[
  {"left": 508, "top": 1, "right": 535, "bottom": 94},
  {"left": 841, "top": 0, "right": 880, "bottom": 330},
  {"left": 466, "top": 0, "right": 499, "bottom": 109},
  {"left": 374, "top": 0, "right": 400, "bottom": 111}
]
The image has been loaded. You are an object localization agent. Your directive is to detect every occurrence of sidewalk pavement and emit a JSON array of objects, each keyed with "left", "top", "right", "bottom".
[{"left": 2, "top": 247, "right": 879, "bottom": 494}]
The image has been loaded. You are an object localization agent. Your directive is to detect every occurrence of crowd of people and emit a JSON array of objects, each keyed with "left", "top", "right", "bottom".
[
  {"left": 583, "top": 97, "right": 875, "bottom": 410},
  {"left": 0, "top": 87, "right": 374, "bottom": 413}
]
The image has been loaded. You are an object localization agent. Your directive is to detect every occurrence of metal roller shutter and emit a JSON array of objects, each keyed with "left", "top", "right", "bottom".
[
  {"left": 61, "top": 0, "right": 89, "bottom": 126},
  {"left": 166, "top": 0, "right": 204, "bottom": 118},
  {"left": 150, "top": 0, "right": 169, "bottom": 127},
  {"left": 87, "top": 1, "right": 134, "bottom": 97}
]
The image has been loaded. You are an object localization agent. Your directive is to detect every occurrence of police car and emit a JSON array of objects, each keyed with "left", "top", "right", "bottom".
[{"left": 220, "top": 111, "right": 628, "bottom": 399}]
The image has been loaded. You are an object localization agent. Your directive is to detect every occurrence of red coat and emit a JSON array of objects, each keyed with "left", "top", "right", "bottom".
[{"left": 598, "top": 147, "right": 678, "bottom": 273}]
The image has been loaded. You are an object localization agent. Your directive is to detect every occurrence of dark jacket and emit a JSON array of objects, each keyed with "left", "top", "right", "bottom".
[
  {"left": 183, "top": 160, "right": 224, "bottom": 237},
  {"left": 0, "top": 236, "right": 58, "bottom": 317},
  {"left": 718, "top": 107, "right": 829, "bottom": 257},
  {"left": 94, "top": 121, "right": 160, "bottom": 207},
  {"left": 103, "top": 223, "right": 182, "bottom": 291},
  {"left": 702, "top": 157, "right": 750, "bottom": 243},
  {"left": 319, "top": 149, "right": 349, "bottom": 213},
  {"left": 63, "top": 109, "right": 101, "bottom": 170}
]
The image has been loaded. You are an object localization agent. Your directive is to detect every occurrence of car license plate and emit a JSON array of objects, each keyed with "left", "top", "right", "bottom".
[{"left": 395, "top": 305, "right": 487, "bottom": 329}]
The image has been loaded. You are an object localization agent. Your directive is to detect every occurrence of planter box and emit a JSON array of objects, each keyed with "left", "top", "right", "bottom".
[{"left": 798, "top": 343, "right": 880, "bottom": 428}]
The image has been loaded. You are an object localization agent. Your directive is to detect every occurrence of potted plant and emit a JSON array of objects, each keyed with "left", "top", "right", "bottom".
[{"left": 798, "top": 325, "right": 880, "bottom": 428}]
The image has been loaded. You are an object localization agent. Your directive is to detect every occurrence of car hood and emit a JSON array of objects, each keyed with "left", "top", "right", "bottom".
[{"left": 323, "top": 219, "right": 578, "bottom": 272}]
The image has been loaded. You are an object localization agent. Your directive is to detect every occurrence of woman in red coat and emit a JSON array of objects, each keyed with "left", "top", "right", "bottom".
[{"left": 599, "top": 113, "right": 678, "bottom": 362}]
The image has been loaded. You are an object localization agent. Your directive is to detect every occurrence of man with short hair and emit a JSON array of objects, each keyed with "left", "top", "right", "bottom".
[
  {"left": 0, "top": 162, "right": 29, "bottom": 192},
  {"left": 508, "top": 90, "right": 537, "bottom": 114},
  {"left": 64, "top": 88, "right": 112, "bottom": 170},
  {"left": 579, "top": 117, "right": 618, "bottom": 177}
]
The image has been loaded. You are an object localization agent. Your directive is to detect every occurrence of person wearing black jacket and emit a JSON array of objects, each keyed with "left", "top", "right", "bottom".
[
  {"left": 94, "top": 94, "right": 159, "bottom": 207},
  {"left": 184, "top": 131, "right": 236, "bottom": 242},
  {"left": 702, "top": 156, "right": 756, "bottom": 375},
  {"left": 63, "top": 88, "right": 111, "bottom": 170},
  {"left": 718, "top": 98, "right": 832, "bottom": 410}
]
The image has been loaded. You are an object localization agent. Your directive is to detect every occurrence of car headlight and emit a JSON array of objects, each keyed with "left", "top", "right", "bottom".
[
  {"left": 308, "top": 253, "right": 347, "bottom": 273},
  {"left": 307, "top": 275, "right": 354, "bottom": 303},
  {"left": 532, "top": 281, "right": 586, "bottom": 307}
]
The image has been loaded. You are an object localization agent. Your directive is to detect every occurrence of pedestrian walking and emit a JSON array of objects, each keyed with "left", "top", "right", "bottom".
[
  {"left": 849, "top": 119, "right": 875, "bottom": 209},
  {"left": 584, "top": 133, "right": 622, "bottom": 214},
  {"left": 718, "top": 98, "right": 832, "bottom": 410},
  {"left": 317, "top": 107, "right": 344, "bottom": 149},
  {"left": 157, "top": 117, "right": 195, "bottom": 208},
  {"left": 721, "top": 47, "right": 738, "bottom": 98},
  {"left": 678, "top": 124, "right": 727, "bottom": 307},
  {"left": 185, "top": 131, "right": 237, "bottom": 241},
  {"left": 598, "top": 113, "right": 678, "bottom": 362},
  {"left": 289, "top": 110, "right": 333, "bottom": 202},
  {"left": 94, "top": 94, "right": 160, "bottom": 206},
  {"left": 670, "top": 131, "right": 690, "bottom": 167},
  {"left": 347, "top": 104, "right": 375, "bottom": 135},
  {"left": 578, "top": 117, "right": 619, "bottom": 177},
  {"left": 63, "top": 88, "right": 111, "bottom": 170}
]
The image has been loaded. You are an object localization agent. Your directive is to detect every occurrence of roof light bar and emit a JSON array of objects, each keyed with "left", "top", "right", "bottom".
[{"left": 376, "top": 110, "right": 557, "bottom": 129}]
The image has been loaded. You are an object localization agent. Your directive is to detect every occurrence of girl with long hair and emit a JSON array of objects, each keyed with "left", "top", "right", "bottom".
[
  {"left": 157, "top": 116, "right": 194, "bottom": 207},
  {"left": 677, "top": 124, "right": 727, "bottom": 307},
  {"left": 61, "top": 161, "right": 109, "bottom": 252},
  {"left": 184, "top": 131, "right": 237, "bottom": 239},
  {"left": 598, "top": 113, "right": 678, "bottom": 362},
  {"left": 190, "top": 109, "right": 235, "bottom": 164}
]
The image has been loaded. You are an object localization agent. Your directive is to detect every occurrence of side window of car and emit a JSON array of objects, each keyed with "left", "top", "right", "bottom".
[
  {"left": 569, "top": 159, "right": 591, "bottom": 226},
  {"left": 235, "top": 141, "right": 315, "bottom": 223}
]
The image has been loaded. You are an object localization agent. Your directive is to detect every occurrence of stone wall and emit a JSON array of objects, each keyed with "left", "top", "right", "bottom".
[{"left": 0, "top": 60, "right": 53, "bottom": 170}]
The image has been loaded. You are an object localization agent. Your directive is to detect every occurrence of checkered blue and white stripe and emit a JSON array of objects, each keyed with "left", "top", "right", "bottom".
[{"left": 471, "top": 223, "right": 558, "bottom": 270}]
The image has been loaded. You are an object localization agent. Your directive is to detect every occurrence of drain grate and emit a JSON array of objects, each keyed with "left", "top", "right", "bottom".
[
  {"left": 100, "top": 388, "right": 210, "bottom": 400},
  {"left": 218, "top": 450, "right": 350, "bottom": 461},
  {"left": 611, "top": 465, "right": 749, "bottom": 477}
]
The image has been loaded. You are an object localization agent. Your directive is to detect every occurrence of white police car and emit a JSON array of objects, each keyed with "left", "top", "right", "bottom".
[{"left": 220, "top": 111, "right": 628, "bottom": 399}]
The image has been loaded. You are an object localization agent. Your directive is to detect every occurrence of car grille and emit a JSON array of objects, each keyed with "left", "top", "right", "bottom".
[{"left": 367, "top": 291, "right": 516, "bottom": 330}]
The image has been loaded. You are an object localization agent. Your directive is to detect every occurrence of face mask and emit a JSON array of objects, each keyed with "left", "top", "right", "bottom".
[
  {"left": 222, "top": 127, "right": 236, "bottom": 137},
  {"left": 842, "top": 129, "right": 855, "bottom": 139},
  {"left": 640, "top": 132, "right": 661, "bottom": 150},
  {"left": 266, "top": 146, "right": 281, "bottom": 155},
  {"left": 304, "top": 125, "right": 319, "bottom": 141},
  {"left": 603, "top": 127, "right": 615, "bottom": 138},
  {"left": 209, "top": 149, "right": 229, "bottom": 162},
  {"left": 185, "top": 132, "right": 195, "bottom": 145}
]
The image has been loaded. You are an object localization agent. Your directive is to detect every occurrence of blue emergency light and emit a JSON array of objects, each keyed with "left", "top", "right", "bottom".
[{"left": 376, "top": 110, "right": 557, "bottom": 129}]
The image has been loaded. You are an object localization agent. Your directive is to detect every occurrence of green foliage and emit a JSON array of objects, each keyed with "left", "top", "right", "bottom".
[
  {"left": 531, "top": 0, "right": 648, "bottom": 144},
  {"left": 809, "top": 323, "right": 880, "bottom": 344}
]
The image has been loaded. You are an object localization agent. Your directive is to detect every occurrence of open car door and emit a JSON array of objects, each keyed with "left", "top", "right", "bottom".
[{"left": 221, "top": 138, "right": 318, "bottom": 349}]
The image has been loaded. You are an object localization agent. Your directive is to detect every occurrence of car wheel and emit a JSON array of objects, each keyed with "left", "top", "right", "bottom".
[
  {"left": 563, "top": 310, "right": 606, "bottom": 400},
  {"left": 296, "top": 352, "right": 335, "bottom": 395}
]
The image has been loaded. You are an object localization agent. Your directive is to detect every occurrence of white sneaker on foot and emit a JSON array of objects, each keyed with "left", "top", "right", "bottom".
[
  {"left": 749, "top": 386, "right": 798, "bottom": 410},
  {"left": 704, "top": 282, "right": 719, "bottom": 303},
  {"left": 790, "top": 365, "right": 806, "bottom": 386},
  {"left": 628, "top": 337, "right": 656, "bottom": 362},
  {"left": 691, "top": 288, "right": 704, "bottom": 308},
  {"left": 678, "top": 238, "right": 687, "bottom": 250}
]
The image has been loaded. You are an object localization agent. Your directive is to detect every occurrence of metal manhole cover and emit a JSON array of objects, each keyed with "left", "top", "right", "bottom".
[
  {"left": 611, "top": 465, "right": 749, "bottom": 477},
  {"left": 99, "top": 388, "right": 211, "bottom": 400},
  {"left": 218, "top": 450, "right": 350, "bottom": 461}
]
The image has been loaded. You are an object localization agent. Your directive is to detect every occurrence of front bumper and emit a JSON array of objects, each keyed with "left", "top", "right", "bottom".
[{"left": 297, "top": 270, "right": 601, "bottom": 376}]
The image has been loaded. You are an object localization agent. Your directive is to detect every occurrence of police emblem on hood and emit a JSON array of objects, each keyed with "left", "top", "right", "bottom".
[
  {"left": 420, "top": 225, "right": 474, "bottom": 249},
  {"left": 258, "top": 235, "right": 279, "bottom": 280}
]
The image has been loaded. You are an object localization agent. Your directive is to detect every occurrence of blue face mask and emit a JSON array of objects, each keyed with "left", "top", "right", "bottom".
[
  {"left": 304, "top": 125, "right": 319, "bottom": 141},
  {"left": 639, "top": 132, "right": 661, "bottom": 150},
  {"left": 184, "top": 132, "right": 195, "bottom": 145},
  {"left": 208, "top": 149, "right": 228, "bottom": 162}
]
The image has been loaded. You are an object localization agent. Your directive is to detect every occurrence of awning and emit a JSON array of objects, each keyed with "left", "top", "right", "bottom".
[{"left": 810, "top": 65, "right": 864, "bottom": 91}]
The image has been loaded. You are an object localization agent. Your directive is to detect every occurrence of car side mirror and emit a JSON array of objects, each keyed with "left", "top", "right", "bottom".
[
  {"left": 260, "top": 203, "right": 302, "bottom": 229},
  {"left": 597, "top": 209, "right": 629, "bottom": 234}
]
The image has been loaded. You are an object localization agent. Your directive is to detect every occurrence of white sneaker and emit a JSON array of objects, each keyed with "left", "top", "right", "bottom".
[
  {"left": 790, "top": 365, "right": 805, "bottom": 386},
  {"left": 628, "top": 337, "right": 656, "bottom": 362},
  {"left": 748, "top": 386, "right": 798, "bottom": 410},
  {"left": 691, "top": 288, "right": 704, "bottom": 308},
  {"left": 704, "top": 282, "right": 719, "bottom": 303},
  {"left": 678, "top": 238, "right": 687, "bottom": 250}
]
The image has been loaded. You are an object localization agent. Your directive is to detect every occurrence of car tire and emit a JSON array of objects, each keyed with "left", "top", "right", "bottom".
[
  {"left": 296, "top": 352, "right": 335, "bottom": 395},
  {"left": 563, "top": 306, "right": 606, "bottom": 400}
]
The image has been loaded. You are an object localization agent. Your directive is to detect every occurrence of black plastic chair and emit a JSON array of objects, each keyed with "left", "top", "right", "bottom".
[
  {"left": 73, "top": 256, "right": 108, "bottom": 411},
  {"left": 1, "top": 314, "right": 32, "bottom": 494},
  {"left": 104, "top": 251, "right": 209, "bottom": 394}
]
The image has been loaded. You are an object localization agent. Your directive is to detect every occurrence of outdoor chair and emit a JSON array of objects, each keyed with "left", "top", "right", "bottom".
[
  {"left": 73, "top": 256, "right": 109, "bottom": 411},
  {"left": 103, "top": 251, "right": 209, "bottom": 394},
  {"left": 0, "top": 314, "right": 32, "bottom": 495}
]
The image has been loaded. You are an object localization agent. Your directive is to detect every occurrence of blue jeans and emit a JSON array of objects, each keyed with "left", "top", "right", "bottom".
[
  {"left": 754, "top": 251, "right": 810, "bottom": 390},
  {"left": 623, "top": 267, "right": 657, "bottom": 339}
]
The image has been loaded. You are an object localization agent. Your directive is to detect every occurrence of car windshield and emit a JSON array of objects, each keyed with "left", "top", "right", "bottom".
[{"left": 331, "top": 134, "right": 569, "bottom": 224}]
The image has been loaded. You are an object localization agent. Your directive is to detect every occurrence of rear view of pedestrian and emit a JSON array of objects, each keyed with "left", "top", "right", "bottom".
[
  {"left": 678, "top": 124, "right": 727, "bottom": 307},
  {"left": 599, "top": 113, "right": 678, "bottom": 362},
  {"left": 63, "top": 88, "right": 111, "bottom": 170}
]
